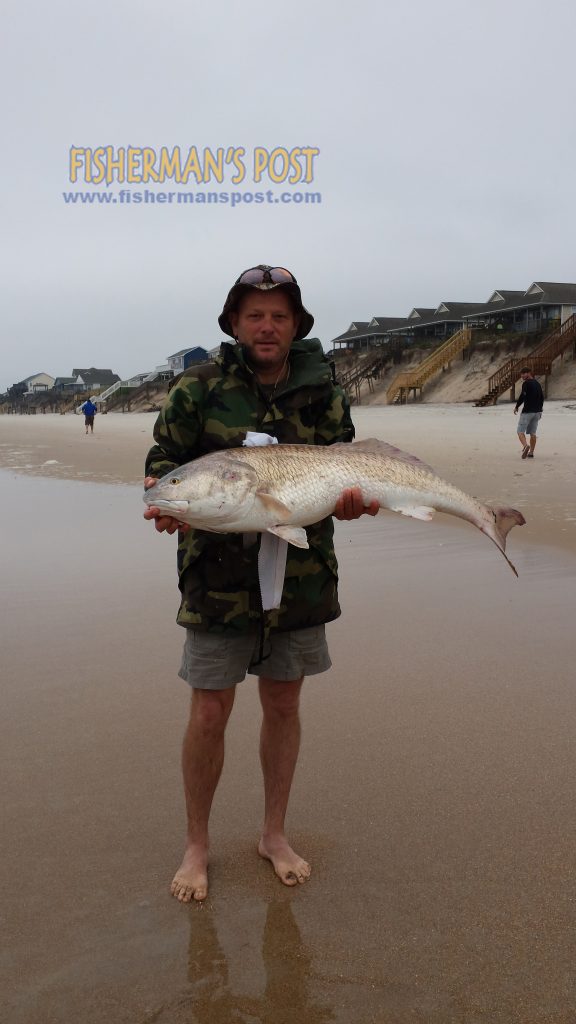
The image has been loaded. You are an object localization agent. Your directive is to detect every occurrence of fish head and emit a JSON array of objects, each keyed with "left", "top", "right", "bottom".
[{"left": 143, "top": 453, "right": 258, "bottom": 527}]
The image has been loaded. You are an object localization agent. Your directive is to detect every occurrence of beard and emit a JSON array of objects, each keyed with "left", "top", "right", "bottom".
[{"left": 239, "top": 343, "right": 290, "bottom": 375}]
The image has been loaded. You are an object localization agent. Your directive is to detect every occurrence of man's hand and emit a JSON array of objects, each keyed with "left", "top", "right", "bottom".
[
  {"left": 334, "top": 487, "right": 380, "bottom": 521},
  {"left": 143, "top": 476, "right": 190, "bottom": 535}
]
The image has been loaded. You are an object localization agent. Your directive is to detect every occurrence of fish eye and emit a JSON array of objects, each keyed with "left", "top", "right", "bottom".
[{"left": 170, "top": 477, "right": 180, "bottom": 485}]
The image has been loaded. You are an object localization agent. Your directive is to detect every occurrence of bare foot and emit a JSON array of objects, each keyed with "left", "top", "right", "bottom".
[
  {"left": 170, "top": 844, "right": 209, "bottom": 903},
  {"left": 258, "top": 835, "right": 311, "bottom": 887}
]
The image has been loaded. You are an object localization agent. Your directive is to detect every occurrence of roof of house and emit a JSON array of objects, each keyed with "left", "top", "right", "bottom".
[
  {"left": 487, "top": 290, "right": 526, "bottom": 304},
  {"left": 400, "top": 284, "right": 576, "bottom": 330},
  {"left": 526, "top": 281, "right": 576, "bottom": 302},
  {"left": 23, "top": 372, "right": 53, "bottom": 383},
  {"left": 331, "top": 321, "right": 374, "bottom": 343},
  {"left": 167, "top": 347, "right": 208, "bottom": 359},
  {"left": 434, "top": 302, "right": 485, "bottom": 316},
  {"left": 368, "top": 317, "right": 410, "bottom": 330},
  {"left": 330, "top": 281, "right": 576, "bottom": 346},
  {"left": 386, "top": 304, "right": 485, "bottom": 332},
  {"left": 408, "top": 308, "right": 437, "bottom": 321},
  {"left": 72, "top": 368, "right": 120, "bottom": 386},
  {"left": 461, "top": 282, "right": 576, "bottom": 319}
]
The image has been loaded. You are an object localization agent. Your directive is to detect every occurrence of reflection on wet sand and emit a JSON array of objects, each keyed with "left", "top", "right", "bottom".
[{"left": 181, "top": 899, "right": 333, "bottom": 1024}]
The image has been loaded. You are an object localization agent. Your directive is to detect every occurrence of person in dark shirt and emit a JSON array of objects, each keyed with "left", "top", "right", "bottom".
[{"left": 514, "top": 368, "right": 544, "bottom": 459}]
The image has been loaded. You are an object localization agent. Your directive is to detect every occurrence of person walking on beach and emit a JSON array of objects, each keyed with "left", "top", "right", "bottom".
[
  {"left": 143, "top": 264, "right": 378, "bottom": 903},
  {"left": 514, "top": 367, "right": 544, "bottom": 459},
  {"left": 81, "top": 398, "right": 98, "bottom": 434}
]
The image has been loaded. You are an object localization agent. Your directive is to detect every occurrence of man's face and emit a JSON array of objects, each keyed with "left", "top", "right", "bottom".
[{"left": 229, "top": 289, "right": 299, "bottom": 376}]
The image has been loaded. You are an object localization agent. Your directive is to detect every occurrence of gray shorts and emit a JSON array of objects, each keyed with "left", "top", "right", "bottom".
[
  {"left": 517, "top": 412, "right": 541, "bottom": 435},
  {"left": 178, "top": 624, "right": 332, "bottom": 690}
]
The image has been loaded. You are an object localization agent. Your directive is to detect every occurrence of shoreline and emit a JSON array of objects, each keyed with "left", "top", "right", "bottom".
[{"left": 2, "top": 403, "right": 575, "bottom": 556}]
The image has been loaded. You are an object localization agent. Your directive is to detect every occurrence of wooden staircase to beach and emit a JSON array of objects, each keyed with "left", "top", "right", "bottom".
[
  {"left": 338, "top": 340, "right": 407, "bottom": 405},
  {"left": 474, "top": 313, "right": 576, "bottom": 406},
  {"left": 338, "top": 352, "right": 389, "bottom": 405},
  {"left": 386, "top": 327, "right": 472, "bottom": 405}
]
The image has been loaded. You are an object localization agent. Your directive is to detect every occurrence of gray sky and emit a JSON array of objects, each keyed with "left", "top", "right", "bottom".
[{"left": 2, "top": 0, "right": 575, "bottom": 392}]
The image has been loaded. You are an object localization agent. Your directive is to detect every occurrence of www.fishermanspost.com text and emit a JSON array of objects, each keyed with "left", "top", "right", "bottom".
[{"left": 62, "top": 189, "right": 322, "bottom": 207}]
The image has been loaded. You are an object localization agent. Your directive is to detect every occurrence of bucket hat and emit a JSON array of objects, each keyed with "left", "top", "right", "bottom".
[{"left": 218, "top": 265, "right": 314, "bottom": 341}]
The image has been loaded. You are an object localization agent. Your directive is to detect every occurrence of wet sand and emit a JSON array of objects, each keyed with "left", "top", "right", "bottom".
[
  {"left": 1, "top": 407, "right": 576, "bottom": 1022},
  {"left": 1, "top": 402, "right": 575, "bottom": 553}
]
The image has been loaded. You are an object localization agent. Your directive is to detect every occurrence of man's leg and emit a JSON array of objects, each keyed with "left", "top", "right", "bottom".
[
  {"left": 257, "top": 676, "right": 311, "bottom": 886},
  {"left": 518, "top": 429, "right": 528, "bottom": 452},
  {"left": 172, "top": 686, "right": 236, "bottom": 903},
  {"left": 529, "top": 431, "right": 537, "bottom": 455}
]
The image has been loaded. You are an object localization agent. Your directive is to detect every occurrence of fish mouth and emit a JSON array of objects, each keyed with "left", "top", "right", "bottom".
[{"left": 143, "top": 496, "right": 190, "bottom": 516}]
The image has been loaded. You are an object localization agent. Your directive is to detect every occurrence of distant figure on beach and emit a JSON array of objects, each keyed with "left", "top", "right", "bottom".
[
  {"left": 514, "top": 367, "right": 544, "bottom": 459},
  {"left": 143, "top": 264, "right": 378, "bottom": 903},
  {"left": 81, "top": 399, "right": 97, "bottom": 434}
]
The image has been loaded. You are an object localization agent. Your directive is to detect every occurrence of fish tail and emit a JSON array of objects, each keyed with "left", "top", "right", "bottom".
[{"left": 482, "top": 506, "right": 526, "bottom": 576}]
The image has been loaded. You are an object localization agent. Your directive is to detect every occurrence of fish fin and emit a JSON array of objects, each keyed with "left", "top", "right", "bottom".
[
  {"left": 258, "top": 534, "right": 288, "bottom": 610},
  {"left": 255, "top": 490, "right": 292, "bottom": 519},
  {"left": 481, "top": 506, "right": 526, "bottom": 576},
  {"left": 493, "top": 506, "right": 526, "bottom": 540},
  {"left": 392, "top": 505, "right": 436, "bottom": 521},
  {"left": 267, "top": 525, "right": 309, "bottom": 549},
  {"left": 342, "top": 438, "right": 435, "bottom": 473}
]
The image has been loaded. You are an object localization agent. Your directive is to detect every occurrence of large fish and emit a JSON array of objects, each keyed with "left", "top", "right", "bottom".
[{"left": 143, "top": 438, "right": 526, "bottom": 576}]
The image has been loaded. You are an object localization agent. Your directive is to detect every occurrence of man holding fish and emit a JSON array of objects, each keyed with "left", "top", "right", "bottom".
[{"left": 144, "top": 265, "right": 379, "bottom": 902}]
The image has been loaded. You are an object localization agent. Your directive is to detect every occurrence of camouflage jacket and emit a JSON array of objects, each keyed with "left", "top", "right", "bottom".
[{"left": 145, "top": 339, "right": 355, "bottom": 635}]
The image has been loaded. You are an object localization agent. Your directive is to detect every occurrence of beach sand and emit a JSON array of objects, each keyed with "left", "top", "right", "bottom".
[{"left": 1, "top": 407, "right": 575, "bottom": 1023}]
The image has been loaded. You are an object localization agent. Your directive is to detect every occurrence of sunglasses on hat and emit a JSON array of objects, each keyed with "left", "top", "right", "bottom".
[{"left": 235, "top": 265, "right": 297, "bottom": 286}]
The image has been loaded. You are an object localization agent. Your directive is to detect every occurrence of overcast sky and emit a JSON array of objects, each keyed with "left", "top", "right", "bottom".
[{"left": 2, "top": 0, "right": 575, "bottom": 392}]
